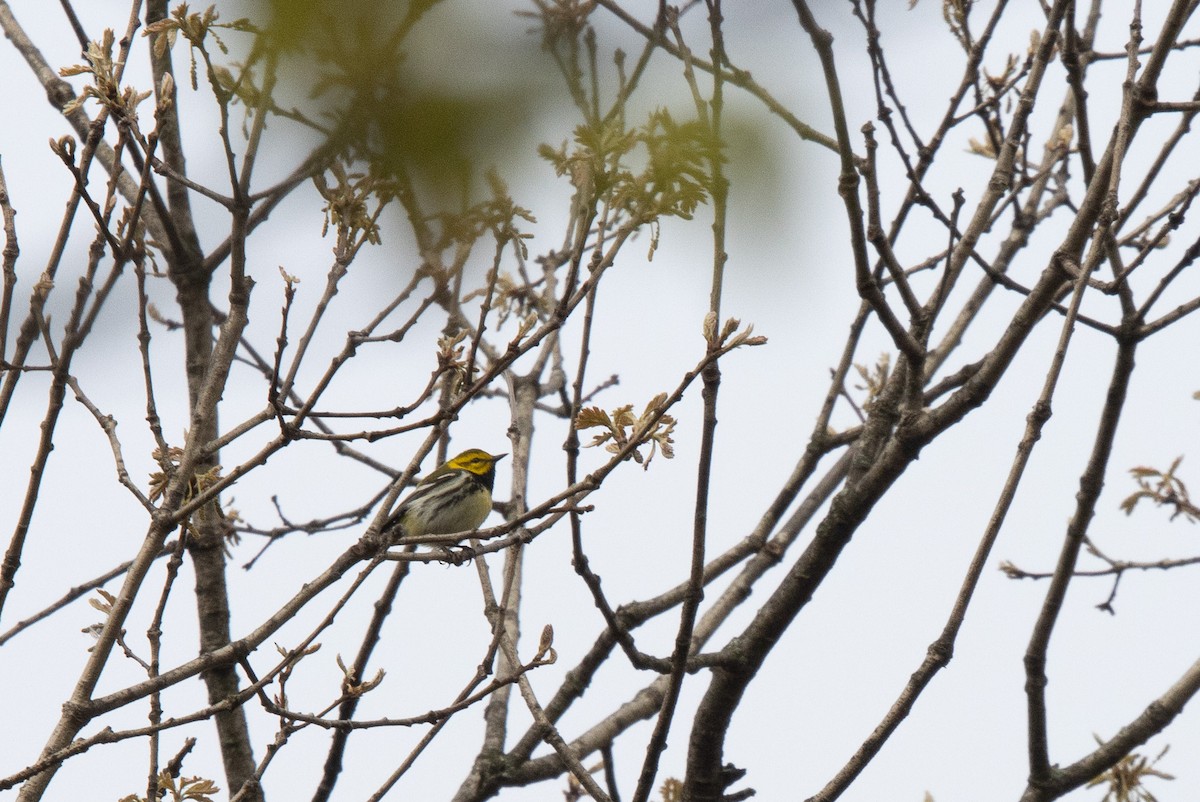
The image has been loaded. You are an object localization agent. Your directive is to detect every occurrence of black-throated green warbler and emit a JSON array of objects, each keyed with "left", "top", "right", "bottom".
[{"left": 386, "top": 449, "right": 506, "bottom": 540}]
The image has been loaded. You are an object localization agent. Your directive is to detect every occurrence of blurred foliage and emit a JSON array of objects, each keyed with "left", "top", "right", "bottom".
[
  {"left": 207, "top": 0, "right": 801, "bottom": 294},
  {"left": 240, "top": 0, "right": 547, "bottom": 199},
  {"left": 236, "top": 1, "right": 787, "bottom": 207}
]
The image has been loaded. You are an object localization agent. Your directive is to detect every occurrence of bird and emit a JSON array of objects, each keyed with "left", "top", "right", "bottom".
[{"left": 385, "top": 448, "right": 506, "bottom": 542}]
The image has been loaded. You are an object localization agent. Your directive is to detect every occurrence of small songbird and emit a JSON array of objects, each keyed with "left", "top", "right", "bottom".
[{"left": 385, "top": 449, "right": 506, "bottom": 540}]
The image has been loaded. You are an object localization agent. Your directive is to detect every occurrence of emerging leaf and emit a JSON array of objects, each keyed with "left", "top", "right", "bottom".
[{"left": 576, "top": 396, "right": 676, "bottom": 469}]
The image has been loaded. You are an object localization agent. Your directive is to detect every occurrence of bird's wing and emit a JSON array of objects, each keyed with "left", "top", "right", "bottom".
[{"left": 384, "top": 469, "right": 460, "bottom": 527}]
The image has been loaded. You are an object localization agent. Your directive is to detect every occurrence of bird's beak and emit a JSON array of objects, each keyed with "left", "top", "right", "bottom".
[{"left": 494, "top": 453, "right": 508, "bottom": 462}]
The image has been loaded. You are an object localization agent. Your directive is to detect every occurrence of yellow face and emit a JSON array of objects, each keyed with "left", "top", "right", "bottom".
[{"left": 446, "top": 449, "right": 506, "bottom": 476}]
